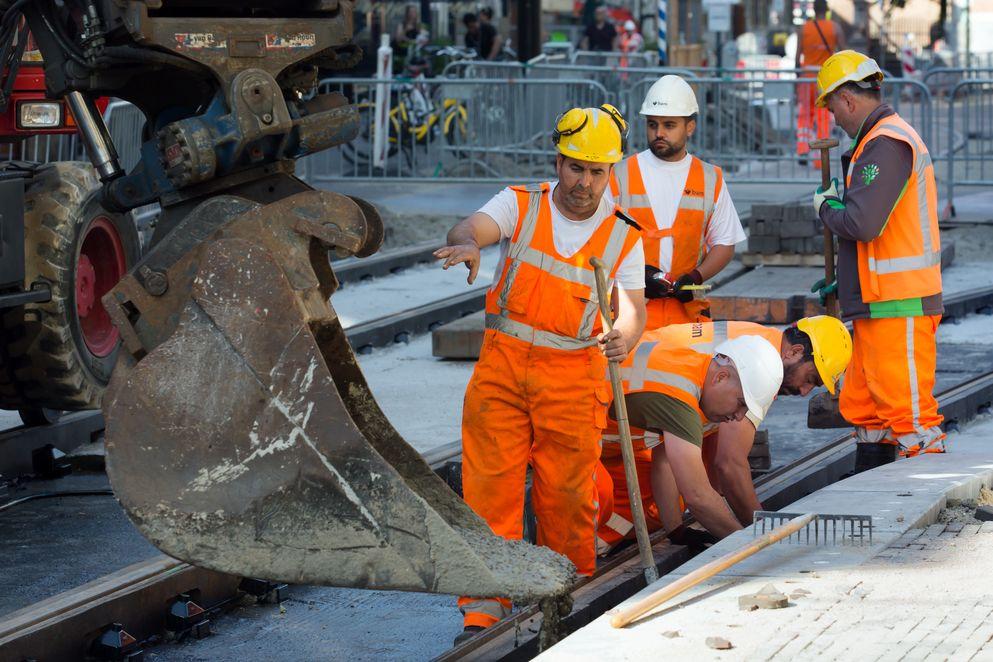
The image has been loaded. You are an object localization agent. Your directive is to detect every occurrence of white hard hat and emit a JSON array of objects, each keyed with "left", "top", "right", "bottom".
[
  {"left": 639, "top": 74, "right": 698, "bottom": 117},
  {"left": 714, "top": 335, "right": 783, "bottom": 427},
  {"left": 624, "top": 19, "right": 636, "bottom": 31}
]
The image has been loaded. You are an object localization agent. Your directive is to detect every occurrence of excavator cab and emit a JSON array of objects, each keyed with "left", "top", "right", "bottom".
[{"left": 6, "top": 0, "right": 574, "bottom": 600}]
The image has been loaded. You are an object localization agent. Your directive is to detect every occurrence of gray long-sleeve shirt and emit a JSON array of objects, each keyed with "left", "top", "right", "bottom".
[{"left": 819, "top": 104, "right": 943, "bottom": 321}]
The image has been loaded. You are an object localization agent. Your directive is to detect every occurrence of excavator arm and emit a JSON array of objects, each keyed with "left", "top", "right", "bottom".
[{"left": 5, "top": 0, "right": 574, "bottom": 599}]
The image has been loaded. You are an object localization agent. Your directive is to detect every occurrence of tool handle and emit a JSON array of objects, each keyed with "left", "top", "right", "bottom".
[
  {"left": 815, "top": 144, "right": 840, "bottom": 318},
  {"left": 589, "top": 257, "right": 658, "bottom": 585},
  {"left": 609, "top": 513, "right": 817, "bottom": 628}
]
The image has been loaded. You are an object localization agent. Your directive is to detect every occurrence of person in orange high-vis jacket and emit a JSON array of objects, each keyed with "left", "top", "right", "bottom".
[
  {"left": 595, "top": 334, "right": 783, "bottom": 545},
  {"left": 434, "top": 104, "right": 646, "bottom": 646},
  {"left": 610, "top": 75, "right": 746, "bottom": 331},
  {"left": 795, "top": 0, "right": 846, "bottom": 167},
  {"left": 596, "top": 317, "right": 852, "bottom": 555},
  {"left": 813, "top": 51, "right": 944, "bottom": 473}
]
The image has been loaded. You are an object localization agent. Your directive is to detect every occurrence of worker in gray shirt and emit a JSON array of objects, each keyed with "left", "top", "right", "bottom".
[{"left": 812, "top": 50, "right": 945, "bottom": 472}]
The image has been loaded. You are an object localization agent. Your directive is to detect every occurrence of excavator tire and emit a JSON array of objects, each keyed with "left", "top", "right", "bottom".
[{"left": 0, "top": 162, "right": 141, "bottom": 412}]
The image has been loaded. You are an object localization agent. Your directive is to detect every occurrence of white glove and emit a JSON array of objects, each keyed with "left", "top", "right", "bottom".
[{"left": 813, "top": 177, "right": 841, "bottom": 214}]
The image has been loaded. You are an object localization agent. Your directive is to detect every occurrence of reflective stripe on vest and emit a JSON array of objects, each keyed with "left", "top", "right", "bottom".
[
  {"left": 621, "top": 341, "right": 703, "bottom": 398},
  {"left": 488, "top": 184, "right": 636, "bottom": 349},
  {"left": 847, "top": 114, "right": 942, "bottom": 300},
  {"left": 688, "top": 320, "right": 729, "bottom": 352},
  {"left": 612, "top": 154, "right": 720, "bottom": 274},
  {"left": 602, "top": 430, "right": 662, "bottom": 448}
]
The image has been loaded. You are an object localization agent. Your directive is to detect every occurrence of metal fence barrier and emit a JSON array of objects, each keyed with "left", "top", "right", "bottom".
[
  {"left": 299, "top": 76, "right": 609, "bottom": 183},
  {"left": 945, "top": 79, "right": 993, "bottom": 211},
  {"left": 2, "top": 72, "right": 991, "bottom": 207}
]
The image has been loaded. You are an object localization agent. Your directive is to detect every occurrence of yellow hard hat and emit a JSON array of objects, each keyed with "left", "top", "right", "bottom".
[
  {"left": 815, "top": 50, "right": 883, "bottom": 108},
  {"left": 796, "top": 315, "right": 853, "bottom": 394},
  {"left": 552, "top": 104, "right": 627, "bottom": 164}
]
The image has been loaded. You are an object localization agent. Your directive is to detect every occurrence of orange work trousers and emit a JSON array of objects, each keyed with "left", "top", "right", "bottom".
[
  {"left": 840, "top": 315, "right": 944, "bottom": 445},
  {"left": 796, "top": 77, "right": 832, "bottom": 167},
  {"left": 646, "top": 297, "right": 710, "bottom": 332},
  {"left": 594, "top": 434, "right": 718, "bottom": 555},
  {"left": 458, "top": 330, "right": 610, "bottom": 628}
]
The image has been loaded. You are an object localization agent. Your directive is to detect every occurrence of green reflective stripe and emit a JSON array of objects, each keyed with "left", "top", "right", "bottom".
[
  {"left": 825, "top": 199, "right": 846, "bottom": 210},
  {"left": 620, "top": 365, "right": 702, "bottom": 399},
  {"left": 486, "top": 313, "right": 598, "bottom": 350},
  {"left": 867, "top": 251, "right": 941, "bottom": 275},
  {"left": 868, "top": 297, "right": 925, "bottom": 318},
  {"left": 626, "top": 341, "right": 659, "bottom": 390}
]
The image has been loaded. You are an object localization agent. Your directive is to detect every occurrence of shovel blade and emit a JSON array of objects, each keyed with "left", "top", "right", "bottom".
[{"left": 102, "top": 190, "right": 574, "bottom": 600}]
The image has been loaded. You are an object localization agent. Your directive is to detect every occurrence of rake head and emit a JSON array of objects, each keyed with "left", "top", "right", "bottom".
[{"left": 752, "top": 511, "right": 874, "bottom": 546}]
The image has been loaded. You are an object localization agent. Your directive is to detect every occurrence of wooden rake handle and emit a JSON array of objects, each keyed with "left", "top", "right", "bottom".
[
  {"left": 609, "top": 513, "right": 817, "bottom": 628},
  {"left": 810, "top": 137, "right": 840, "bottom": 318},
  {"left": 589, "top": 257, "right": 658, "bottom": 585}
]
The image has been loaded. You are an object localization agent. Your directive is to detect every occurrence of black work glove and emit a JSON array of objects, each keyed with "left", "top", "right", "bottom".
[
  {"left": 644, "top": 265, "right": 674, "bottom": 300},
  {"left": 668, "top": 526, "right": 719, "bottom": 550},
  {"left": 672, "top": 269, "right": 703, "bottom": 304}
]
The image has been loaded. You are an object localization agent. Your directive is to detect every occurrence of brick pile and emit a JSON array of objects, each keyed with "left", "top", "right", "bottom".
[{"left": 747, "top": 202, "right": 826, "bottom": 256}]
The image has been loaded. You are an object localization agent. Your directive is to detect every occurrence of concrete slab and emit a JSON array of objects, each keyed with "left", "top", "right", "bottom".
[{"left": 540, "top": 415, "right": 993, "bottom": 660}]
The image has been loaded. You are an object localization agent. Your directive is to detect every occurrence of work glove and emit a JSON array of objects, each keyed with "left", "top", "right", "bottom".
[
  {"left": 811, "top": 277, "right": 838, "bottom": 307},
  {"left": 672, "top": 269, "right": 703, "bottom": 304},
  {"left": 644, "top": 266, "right": 674, "bottom": 299},
  {"left": 668, "top": 526, "right": 719, "bottom": 550},
  {"left": 813, "top": 176, "right": 842, "bottom": 215}
]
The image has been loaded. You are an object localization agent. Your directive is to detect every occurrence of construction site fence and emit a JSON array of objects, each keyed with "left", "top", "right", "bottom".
[{"left": 2, "top": 74, "right": 992, "bottom": 211}]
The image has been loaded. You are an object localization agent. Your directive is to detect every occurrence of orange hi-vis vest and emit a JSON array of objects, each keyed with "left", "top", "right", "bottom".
[
  {"left": 847, "top": 114, "right": 942, "bottom": 304},
  {"left": 656, "top": 320, "right": 783, "bottom": 356},
  {"left": 485, "top": 182, "right": 642, "bottom": 350},
  {"left": 609, "top": 154, "right": 723, "bottom": 279},
  {"left": 601, "top": 329, "right": 710, "bottom": 451},
  {"left": 800, "top": 19, "right": 838, "bottom": 69}
]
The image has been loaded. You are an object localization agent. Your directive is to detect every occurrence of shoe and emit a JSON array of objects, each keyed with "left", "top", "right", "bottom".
[
  {"left": 853, "top": 442, "right": 899, "bottom": 474},
  {"left": 453, "top": 625, "right": 485, "bottom": 647}
]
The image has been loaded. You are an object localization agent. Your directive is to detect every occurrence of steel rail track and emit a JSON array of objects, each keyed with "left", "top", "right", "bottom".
[
  {"left": 333, "top": 241, "right": 441, "bottom": 286},
  {"left": 435, "top": 369, "right": 993, "bottom": 661},
  {"left": 3, "top": 326, "right": 993, "bottom": 659}
]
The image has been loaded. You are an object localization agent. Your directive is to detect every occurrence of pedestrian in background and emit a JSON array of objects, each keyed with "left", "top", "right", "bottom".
[
  {"left": 393, "top": 4, "right": 422, "bottom": 50},
  {"left": 580, "top": 5, "right": 618, "bottom": 52},
  {"left": 795, "top": 0, "right": 846, "bottom": 167},
  {"left": 478, "top": 7, "right": 504, "bottom": 60},
  {"left": 463, "top": 12, "right": 500, "bottom": 60},
  {"left": 619, "top": 19, "right": 643, "bottom": 63}
]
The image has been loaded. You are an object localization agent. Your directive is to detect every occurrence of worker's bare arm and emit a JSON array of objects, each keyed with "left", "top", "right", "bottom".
[
  {"left": 664, "top": 431, "right": 742, "bottom": 538},
  {"left": 599, "top": 287, "right": 646, "bottom": 362},
  {"left": 433, "top": 212, "right": 503, "bottom": 284},
  {"left": 714, "top": 419, "right": 763, "bottom": 525},
  {"left": 650, "top": 445, "right": 687, "bottom": 532},
  {"left": 695, "top": 244, "right": 735, "bottom": 282}
]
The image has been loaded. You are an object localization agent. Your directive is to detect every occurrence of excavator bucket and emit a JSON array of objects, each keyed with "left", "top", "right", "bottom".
[{"left": 101, "top": 189, "right": 574, "bottom": 600}]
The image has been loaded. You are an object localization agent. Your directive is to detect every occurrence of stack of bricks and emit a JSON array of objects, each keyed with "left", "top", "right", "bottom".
[{"left": 747, "top": 201, "right": 826, "bottom": 256}]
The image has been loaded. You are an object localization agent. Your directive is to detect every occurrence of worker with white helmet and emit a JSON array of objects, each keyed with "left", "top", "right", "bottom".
[
  {"left": 596, "top": 333, "right": 784, "bottom": 540},
  {"left": 610, "top": 75, "right": 746, "bottom": 330}
]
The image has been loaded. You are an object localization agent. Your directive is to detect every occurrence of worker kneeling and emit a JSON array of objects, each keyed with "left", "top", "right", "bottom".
[{"left": 597, "top": 324, "right": 852, "bottom": 554}]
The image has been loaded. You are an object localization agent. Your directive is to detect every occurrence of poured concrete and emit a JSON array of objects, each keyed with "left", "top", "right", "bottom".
[{"left": 540, "top": 416, "right": 993, "bottom": 660}]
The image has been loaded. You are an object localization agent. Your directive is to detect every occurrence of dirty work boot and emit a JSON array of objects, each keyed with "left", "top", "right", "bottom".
[
  {"left": 853, "top": 442, "right": 899, "bottom": 474},
  {"left": 454, "top": 625, "right": 485, "bottom": 647}
]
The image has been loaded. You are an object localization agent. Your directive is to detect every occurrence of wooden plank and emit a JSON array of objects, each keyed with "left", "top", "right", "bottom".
[{"left": 431, "top": 310, "right": 484, "bottom": 360}]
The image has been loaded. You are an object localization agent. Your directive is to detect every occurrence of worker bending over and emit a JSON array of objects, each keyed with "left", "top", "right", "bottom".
[
  {"left": 610, "top": 75, "right": 745, "bottom": 330},
  {"left": 434, "top": 105, "right": 646, "bottom": 644},
  {"left": 597, "top": 334, "right": 783, "bottom": 543},
  {"left": 812, "top": 51, "right": 944, "bottom": 471},
  {"left": 596, "top": 317, "right": 851, "bottom": 553}
]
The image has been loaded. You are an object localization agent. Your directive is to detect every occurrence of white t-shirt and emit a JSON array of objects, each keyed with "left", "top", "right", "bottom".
[
  {"left": 477, "top": 182, "right": 645, "bottom": 291},
  {"left": 607, "top": 151, "right": 746, "bottom": 274}
]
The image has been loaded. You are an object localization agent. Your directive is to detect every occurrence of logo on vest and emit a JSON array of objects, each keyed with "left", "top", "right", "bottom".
[
  {"left": 684, "top": 188, "right": 704, "bottom": 197},
  {"left": 860, "top": 163, "right": 880, "bottom": 186}
]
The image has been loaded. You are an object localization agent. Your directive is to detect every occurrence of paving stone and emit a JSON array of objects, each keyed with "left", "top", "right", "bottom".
[
  {"left": 748, "top": 235, "right": 781, "bottom": 254},
  {"left": 750, "top": 204, "right": 784, "bottom": 221},
  {"left": 705, "top": 636, "right": 733, "bottom": 650},
  {"left": 780, "top": 220, "right": 816, "bottom": 238},
  {"left": 781, "top": 237, "right": 807, "bottom": 253},
  {"left": 738, "top": 583, "right": 789, "bottom": 610},
  {"left": 959, "top": 525, "right": 982, "bottom": 536},
  {"left": 431, "top": 311, "right": 484, "bottom": 359},
  {"left": 974, "top": 505, "right": 993, "bottom": 521}
]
